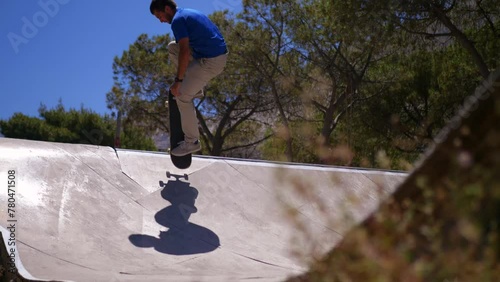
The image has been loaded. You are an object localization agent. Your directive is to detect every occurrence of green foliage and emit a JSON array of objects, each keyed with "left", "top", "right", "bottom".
[
  {"left": 102, "top": 0, "right": 499, "bottom": 168},
  {"left": 0, "top": 113, "right": 56, "bottom": 141},
  {"left": 0, "top": 102, "right": 156, "bottom": 151},
  {"left": 195, "top": 11, "right": 278, "bottom": 157},
  {"left": 119, "top": 125, "right": 157, "bottom": 151},
  {"left": 107, "top": 34, "right": 172, "bottom": 134},
  {"left": 260, "top": 120, "right": 325, "bottom": 165},
  {"left": 345, "top": 43, "right": 485, "bottom": 169},
  {"left": 287, "top": 77, "right": 500, "bottom": 280}
]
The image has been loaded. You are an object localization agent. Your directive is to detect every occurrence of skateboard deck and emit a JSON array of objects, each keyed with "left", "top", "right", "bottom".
[{"left": 168, "top": 90, "right": 192, "bottom": 169}]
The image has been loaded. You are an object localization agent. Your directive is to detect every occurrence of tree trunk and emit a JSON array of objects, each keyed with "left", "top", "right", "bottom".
[{"left": 431, "top": 5, "right": 490, "bottom": 78}]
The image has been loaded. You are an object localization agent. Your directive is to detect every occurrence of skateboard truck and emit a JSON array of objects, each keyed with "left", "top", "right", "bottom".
[{"left": 159, "top": 172, "right": 189, "bottom": 187}]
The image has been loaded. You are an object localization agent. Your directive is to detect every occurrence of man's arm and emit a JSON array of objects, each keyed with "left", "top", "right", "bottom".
[
  {"left": 170, "top": 37, "right": 190, "bottom": 97},
  {"left": 177, "top": 37, "right": 190, "bottom": 80}
]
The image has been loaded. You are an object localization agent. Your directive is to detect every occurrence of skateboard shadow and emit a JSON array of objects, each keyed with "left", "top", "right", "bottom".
[{"left": 129, "top": 176, "right": 220, "bottom": 255}]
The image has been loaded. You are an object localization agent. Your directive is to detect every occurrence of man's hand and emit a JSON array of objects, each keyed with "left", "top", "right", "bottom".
[{"left": 170, "top": 81, "right": 181, "bottom": 97}]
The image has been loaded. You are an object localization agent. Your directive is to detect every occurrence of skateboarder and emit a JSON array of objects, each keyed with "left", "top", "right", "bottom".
[{"left": 150, "top": 0, "right": 228, "bottom": 156}]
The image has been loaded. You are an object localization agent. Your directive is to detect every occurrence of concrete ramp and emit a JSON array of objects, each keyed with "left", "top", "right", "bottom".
[{"left": 0, "top": 138, "right": 406, "bottom": 281}]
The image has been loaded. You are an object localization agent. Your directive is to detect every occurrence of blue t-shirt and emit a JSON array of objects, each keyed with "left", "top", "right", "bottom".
[{"left": 171, "top": 8, "right": 227, "bottom": 59}]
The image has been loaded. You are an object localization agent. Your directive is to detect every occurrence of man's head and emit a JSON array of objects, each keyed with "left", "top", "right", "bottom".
[{"left": 150, "top": 0, "right": 177, "bottom": 24}]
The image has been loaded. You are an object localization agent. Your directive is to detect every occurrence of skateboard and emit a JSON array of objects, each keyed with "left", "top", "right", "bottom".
[{"left": 168, "top": 90, "right": 192, "bottom": 169}]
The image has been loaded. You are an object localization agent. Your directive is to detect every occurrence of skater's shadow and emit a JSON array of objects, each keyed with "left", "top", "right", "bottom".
[{"left": 129, "top": 175, "right": 220, "bottom": 255}]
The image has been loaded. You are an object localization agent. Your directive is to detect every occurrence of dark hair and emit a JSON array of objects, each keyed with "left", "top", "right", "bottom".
[{"left": 150, "top": 0, "right": 177, "bottom": 14}]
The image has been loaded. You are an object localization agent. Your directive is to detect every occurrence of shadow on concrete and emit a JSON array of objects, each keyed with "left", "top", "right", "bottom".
[{"left": 129, "top": 174, "right": 220, "bottom": 255}]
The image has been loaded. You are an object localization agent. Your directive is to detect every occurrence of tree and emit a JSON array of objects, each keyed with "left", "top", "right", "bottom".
[
  {"left": 291, "top": 0, "right": 381, "bottom": 146},
  {"left": 281, "top": 0, "right": 500, "bottom": 168},
  {"left": 240, "top": 0, "right": 307, "bottom": 161},
  {"left": 341, "top": 0, "right": 500, "bottom": 168},
  {"left": 348, "top": 47, "right": 481, "bottom": 168},
  {"left": 107, "top": 34, "right": 172, "bottom": 135},
  {"left": 388, "top": 0, "right": 499, "bottom": 78},
  {"left": 251, "top": 0, "right": 395, "bottom": 165},
  {"left": 0, "top": 101, "right": 156, "bottom": 150},
  {"left": 287, "top": 68, "right": 500, "bottom": 282},
  {"left": 195, "top": 11, "right": 275, "bottom": 157}
]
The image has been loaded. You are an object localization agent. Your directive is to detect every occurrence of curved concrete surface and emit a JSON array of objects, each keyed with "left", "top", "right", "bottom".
[{"left": 0, "top": 138, "right": 406, "bottom": 281}]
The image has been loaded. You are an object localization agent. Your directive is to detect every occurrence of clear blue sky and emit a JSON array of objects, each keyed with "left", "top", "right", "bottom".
[{"left": 0, "top": 0, "right": 242, "bottom": 120}]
